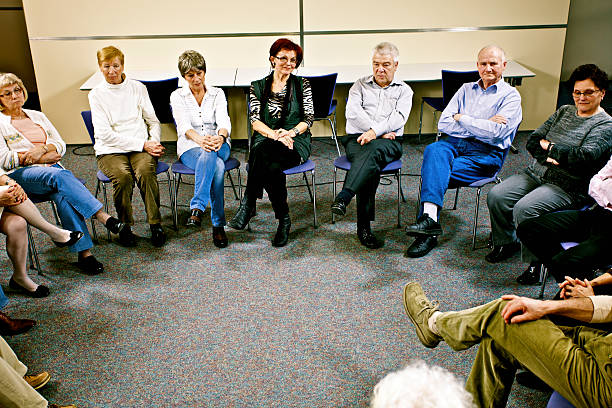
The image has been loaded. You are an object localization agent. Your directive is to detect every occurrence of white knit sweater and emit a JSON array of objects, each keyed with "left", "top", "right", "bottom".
[{"left": 88, "top": 78, "right": 161, "bottom": 156}]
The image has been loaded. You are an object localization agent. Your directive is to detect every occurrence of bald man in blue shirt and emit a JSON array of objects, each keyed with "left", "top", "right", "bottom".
[{"left": 405, "top": 45, "right": 522, "bottom": 258}]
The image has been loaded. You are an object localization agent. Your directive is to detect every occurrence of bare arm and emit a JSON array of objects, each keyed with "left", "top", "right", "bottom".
[{"left": 500, "top": 294, "right": 594, "bottom": 324}]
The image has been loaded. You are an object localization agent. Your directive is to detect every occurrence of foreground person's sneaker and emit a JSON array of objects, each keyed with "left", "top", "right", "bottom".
[
  {"left": 24, "top": 371, "right": 50, "bottom": 390},
  {"left": 402, "top": 282, "right": 442, "bottom": 348}
]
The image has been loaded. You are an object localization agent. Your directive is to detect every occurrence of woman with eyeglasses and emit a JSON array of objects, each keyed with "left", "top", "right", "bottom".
[
  {"left": 485, "top": 64, "right": 612, "bottom": 284},
  {"left": 0, "top": 73, "right": 125, "bottom": 278},
  {"left": 228, "top": 38, "right": 314, "bottom": 247}
]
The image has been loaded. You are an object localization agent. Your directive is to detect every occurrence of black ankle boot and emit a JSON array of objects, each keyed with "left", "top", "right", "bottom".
[
  {"left": 228, "top": 196, "right": 256, "bottom": 230},
  {"left": 272, "top": 214, "right": 291, "bottom": 247}
]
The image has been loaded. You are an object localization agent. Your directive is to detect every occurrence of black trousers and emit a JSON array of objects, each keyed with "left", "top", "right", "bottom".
[
  {"left": 517, "top": 206, "right": 612, "bottom": 282},
  {"left": 342, "top": 135, "right": 402, "bottom": 223},
  {"left": 246, "top": 139, "right": 301, "bottom": 219}
]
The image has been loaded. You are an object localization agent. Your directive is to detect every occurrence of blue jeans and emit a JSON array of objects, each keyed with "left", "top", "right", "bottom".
[
  {"left": 0, "top": 286, "right": 7, "bottom": 310},
  {"left": 179, "top": 144, "right": 230, "bottom": 227},
  {"left": 10, "top": 165, "right": 103, "bottom": 253},
  {"left": 420, "top": 137, "right": 503, "bottom": 208}
]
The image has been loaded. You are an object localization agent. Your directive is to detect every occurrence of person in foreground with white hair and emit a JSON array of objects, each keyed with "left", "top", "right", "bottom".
[{"left": 370, "top": 361, "right": 475, "bottom": 408}]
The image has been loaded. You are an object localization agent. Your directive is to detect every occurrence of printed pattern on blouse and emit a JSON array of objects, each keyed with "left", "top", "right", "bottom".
[{"left": 249, "top": 78, "right": 314, "bottom": 127}]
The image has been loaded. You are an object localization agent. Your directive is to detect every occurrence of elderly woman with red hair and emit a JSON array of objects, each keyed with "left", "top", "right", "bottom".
[{"left": 229, "top": 38, "right": 314, "bottom": 247}]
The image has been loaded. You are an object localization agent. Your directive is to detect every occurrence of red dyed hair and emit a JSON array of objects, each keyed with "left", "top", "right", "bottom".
[{"left": 269, "top": 38, "right": 303, "bottom": 66}]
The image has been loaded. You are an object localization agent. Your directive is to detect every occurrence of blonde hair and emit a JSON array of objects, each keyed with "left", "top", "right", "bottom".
[
  {"left": 97, "top": 45, "right": 125, "bottom": 66},
  {"left": 0, "top": 73, "right": 28, "bottom": 111}
]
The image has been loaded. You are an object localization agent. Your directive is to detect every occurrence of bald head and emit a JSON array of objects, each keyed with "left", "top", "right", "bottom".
[{"left": 476, "top": 45, "right": 507, "bottom": 89}]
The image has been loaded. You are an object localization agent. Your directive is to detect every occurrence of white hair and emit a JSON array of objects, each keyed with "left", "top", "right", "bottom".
[
  {"left": 370, "top": 361, "right": 475, "bottom": 408},
  {"left": 478, "top": 44, "right": 506, "bottom": 62},
  {"left": 373, "top": 42, "right": 399, "bottom": 62}
]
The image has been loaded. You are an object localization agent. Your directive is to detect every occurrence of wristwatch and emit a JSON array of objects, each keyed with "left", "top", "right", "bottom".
[{"left": 292, "top": 127, "right": 300, "bottom": 136}]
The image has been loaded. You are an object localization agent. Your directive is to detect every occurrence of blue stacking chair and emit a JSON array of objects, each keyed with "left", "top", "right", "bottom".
[
  {"left": 418, "top": 70, "right": 480, "bottom": 142},
  {"left": 302, "top": 74, "right": 340, "bottom": 156},
  {"left": 416, "top": 128, "right": 517, "bottom": 250},
  {"left": 80, "top": 110, "right": 174, "bottom": 240},
  {"left": 170, "top": 157, "right": 242, "bottom": 230},
  {"left": 139, "top": 78, "right": 180, "bottom": 124},
  {"left": 547, "top": 391, "right": 576, "bottom": 408},
  {"left": 332, "top": 156, "right": 403, "bottom": 228}
]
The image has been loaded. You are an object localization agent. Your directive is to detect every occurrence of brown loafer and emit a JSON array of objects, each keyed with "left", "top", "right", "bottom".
[
  {"left": 24, "top": 371, "right": 51, "bottom": 390},
  {"left": 0, "top": 311, "right": 35, "bottom": 336},
  {"left": 212, "top": 226, "right": 228, "bottom": 248}
]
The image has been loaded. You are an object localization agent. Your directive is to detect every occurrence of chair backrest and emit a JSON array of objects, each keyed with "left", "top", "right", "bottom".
[
  {"left": 302, "top": 73, "right": 338, "bottom": 119},
  {"left": 80, "top": 110, "right": 95, "bottom": 145},
  {"left": 139, "top": 77, "right": 179, "bottom": 124},
  {"left": 441, "top": 70, "right": 480, "bottom": 108}
]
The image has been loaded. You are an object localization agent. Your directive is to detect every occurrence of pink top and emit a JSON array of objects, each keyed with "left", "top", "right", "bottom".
[
  {"left": 11, "top": 117, "right": 47, "bottom": 146},
  {"left": 589, "top": 155, "right": 612, "bottom": 211}
]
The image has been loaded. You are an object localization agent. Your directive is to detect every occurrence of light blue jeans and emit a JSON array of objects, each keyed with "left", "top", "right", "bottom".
[
  {"left": 9, "top": 165, "right": 103, "bottom": 253},
  {"left": 179, "top": 144, "right": 230, "bottom": 227}
]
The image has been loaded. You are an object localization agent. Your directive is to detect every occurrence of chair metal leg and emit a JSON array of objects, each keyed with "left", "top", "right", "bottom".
[
  {"left": 539, "top": 265, "right": 549, "bottom": 299},
  {"left": 26, "top": 225, "right": 42, "bottom": 275},
  {"left": 472, "top": 187, "right": 482, "bottom": 250},
  {"left": 311, "top": 169, "right": 317, "bottom": 228},
  {"left": 418, "top": 99, "right": 425, "bottom": 143},
  {"left": 303, "top": 173, "right": 314, "bottom": 203},
  {"left": 332, "top": 167, "right": 338, "bottom": 224},
  {"left": 416, "top": 176, "right": 423, "bottom": 222},
  {"left": 164, "top": 170, "right": 175, "bottom": 230},
  {"left": 237, "top": 168, "right": 242, "bottom": 200},
  {"left": 173, "top": 174, "right": 182, "bottom": 231},
  {"left": 227, "top": 171, "right": 240, "bottom": 200},
  {"left": 453, "top": 188, "right": 460, "bottom": 210},
  {"left": 101, "top": 182, "right": 111, "bottom": 241},
  {"left": 50, "top": 202, "right": 61, "bottom": 225},
  {"left": 328, "top": 116, "right": 341, "bottom": 157},
  {"left": 396, "top": 171, "right": 401, "bottom": 228}
]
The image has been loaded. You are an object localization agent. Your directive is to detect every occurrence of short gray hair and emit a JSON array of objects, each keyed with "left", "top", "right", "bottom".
[
  {"left": 178, "top": 50, "right": 207, "bottom": 77},
  {"left": 478, "top": 45, "right": 506, "bottom": 62},
  {"left": 0, "top": 73, "right": 28, "bottom": 111},
  {"left": 371, "top": 361, "right": 475, "bottom": 408},
  {"left": 373, "top": 42, "right": 399, "bottom": 62}
]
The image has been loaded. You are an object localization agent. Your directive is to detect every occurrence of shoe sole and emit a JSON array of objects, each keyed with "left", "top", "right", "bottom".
[
  {"left": 27, "top": 373, "right": 50, "bottom": 390},
  {"left": 405, "top": 228, "right": 442, "bottom": 237},
  {"left": 330, "top": 207, "right": 346, "bottom": 217},
  {"left": 402, "top": 284, "right": 439, "bottom": 348}
]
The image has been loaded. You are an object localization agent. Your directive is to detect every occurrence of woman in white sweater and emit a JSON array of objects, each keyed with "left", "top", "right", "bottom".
[
  {"left": 88, "top": 45, "right": 166, "bottom": 248},
  {"left": 170, "top": 50, "right": 231, "bottom": 248}
]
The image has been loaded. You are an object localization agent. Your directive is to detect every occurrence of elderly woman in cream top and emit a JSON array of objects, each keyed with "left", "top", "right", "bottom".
[
  {"left": 170, "top": 50, "right": 231, "bottom": 248},
  {"left": 88, "top": 45, "right": 166, "bottom": 248},
  {"left": 0, "top": 73, "right": 124, "bottom": 278}
]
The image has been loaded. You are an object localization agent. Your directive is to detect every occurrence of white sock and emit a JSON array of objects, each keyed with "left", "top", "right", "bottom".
[
  {"left": 422, "top": 202, "right": 438, "bottom": 222},
  {"left": 428, "top": 311, "right": 442, "bottom": 335}
]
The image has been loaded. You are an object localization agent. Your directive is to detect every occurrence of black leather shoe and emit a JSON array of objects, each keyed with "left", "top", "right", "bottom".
[
  {"left": 405, "top": 214, "right": 443, "bottom": 237},
  {"left": 485, "top": 242, "right": 521, "bottom": 263},
  {"left": 0, "top": 311, "right": 35, "bottom": 336},
  {"left": 405, "top": 236, "right": 438, "bottom": 258},
  {"left": 77, "top": 255, "right": 104, "bottom": 275},
  {"left": 228, "top": 197, "right": 256, "bottom": 230},
  {"left": 272, "top": 214, "right": 291, "bottom": 247},
  {"left": 186, "top": 209, "right": 204, "bottom": 227},
  {"left": 150, "top": 224, "right": 166, "bottom": 247},
  {"left": 9, "top": 278, "right": 50, "bottom": 298},
  {"left": 53, "top": 231, "right": 84, "bottom": 248},
  {"left": 212, "top": 226, "right": 228, "bottom": 248},
  {"left": 119, "top": 226, "right": 137, "bottom": 247},
  {"left": 104, "top": 217, "right": 126, "bottom": 234},
  {"left": 331, "top": 197, "right": 347, "bottom": 217},
  {"left": 516, "top": 370, "right": 551, "bottom": 391},
  {"left": 357, "top": 227, "right": 383, "bottom": 249},
  {"left": 516, "top": 263, "right": 542, "bottom": 285}
]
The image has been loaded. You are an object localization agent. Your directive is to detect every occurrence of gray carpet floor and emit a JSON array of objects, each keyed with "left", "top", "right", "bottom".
[{"left": 1, "top": 132, "right": 555, "bottom": 407}]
